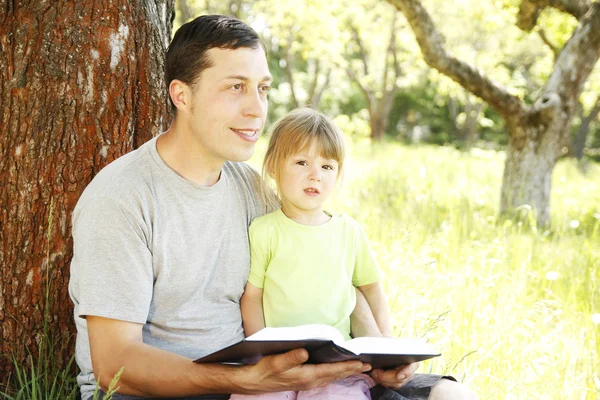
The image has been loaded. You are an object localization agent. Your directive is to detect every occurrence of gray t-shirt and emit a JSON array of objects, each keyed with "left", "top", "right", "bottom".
[{"left": 68, "top": 136, "right": 269, "bottom": 399}]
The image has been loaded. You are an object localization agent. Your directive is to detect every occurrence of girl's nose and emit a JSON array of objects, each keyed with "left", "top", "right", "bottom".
[{"left": 309, "top": 167, "right": 321, "bottom": 181}]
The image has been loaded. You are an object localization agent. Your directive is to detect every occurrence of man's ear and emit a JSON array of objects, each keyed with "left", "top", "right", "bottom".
[{"left": 169, "top": 79, "right": 190, "bottom": 112}]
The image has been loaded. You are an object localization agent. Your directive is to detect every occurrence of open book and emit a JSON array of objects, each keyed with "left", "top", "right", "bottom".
[{"left": 194, "top": 324, "right": 440, "bottom": 369}]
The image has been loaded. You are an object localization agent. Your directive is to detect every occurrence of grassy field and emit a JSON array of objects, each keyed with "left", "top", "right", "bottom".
[
  {"left": 256, "top": 140, "right": 599, "bottom": 400},
  {"left": 3, "top": 140, "right": 599, "bottom": 399}
]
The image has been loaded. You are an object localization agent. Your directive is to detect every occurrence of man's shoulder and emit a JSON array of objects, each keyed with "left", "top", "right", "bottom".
[
  {"left": 223, "top": 161, "right": 261, "bottom": 187},
  {"left": 76, "top": 139, "right": 157, "bottom": 210}
]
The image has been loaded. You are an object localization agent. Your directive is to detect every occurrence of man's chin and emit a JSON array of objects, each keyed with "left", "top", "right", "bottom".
[{"left": 227, "top": 148, "right": 256, "bottom": 163}]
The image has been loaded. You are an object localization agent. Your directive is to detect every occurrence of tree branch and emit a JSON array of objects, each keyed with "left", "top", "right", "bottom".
[
  {"left": 381, "top": 14, "right": 397, "bottom": 94},
  {"left": 588, "top": 96, "right": 600, "bottom": 122},
  {"left": 517, "top": 0, "right": 593, "bottom": 31},
  {"left": 310, "top": 67, "right": 331, "bottom": 107},
  {"left": 537, "top": 28, "right": 560, "bottom": 59},
  {"left": 345, "top": 64, "right": 373, "bottom": 111},
  {"left": 388, "top": 0, "right": 526, "bottom": 121},
  {"left": 539, "top": 3, "right": 600, "bottom": 114},
  {"left": 282, "top": 42, "right": 298, "bottom": 108},
  {"left": 307, "top": 59, "right": 321, "bottom": 104},
  {"left": 348, "top": 22, "right": 370, "bottom": 76},
  {"left": 344, "top": 21, "right": 374, "bottom": 109}
]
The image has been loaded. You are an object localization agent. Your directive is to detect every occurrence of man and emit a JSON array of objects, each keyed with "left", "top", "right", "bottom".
[{"left": 69, "top": 15, "right": 476, "bottom": 400}]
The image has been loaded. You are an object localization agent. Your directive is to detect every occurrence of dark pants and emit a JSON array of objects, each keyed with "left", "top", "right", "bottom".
[{"left": 97, "top": 374, "right": 456, "bottom": 400}]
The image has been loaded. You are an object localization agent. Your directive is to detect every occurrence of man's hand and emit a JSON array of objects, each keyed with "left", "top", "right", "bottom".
[
  {"left": 370, "top": 362, "right": 420, "bottom": 390},
  {"left": 242, "top": 348, "right": 372, "bottom": 394}
]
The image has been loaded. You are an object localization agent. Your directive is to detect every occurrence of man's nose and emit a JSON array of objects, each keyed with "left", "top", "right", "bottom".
[{"left": 242, "top": 88, "right": 267, "bottom": 119}]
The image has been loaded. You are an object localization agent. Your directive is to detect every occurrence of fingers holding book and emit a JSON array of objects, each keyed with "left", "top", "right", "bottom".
[
  {"left": 370, "top": 362, "right": 420, "bottom": 390},
  {"left": 246, "top": 348, "right": 372, "bottom": 393}
]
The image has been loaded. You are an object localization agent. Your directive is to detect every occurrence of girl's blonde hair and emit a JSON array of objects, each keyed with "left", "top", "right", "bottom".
[{"left": 261, "top": 107, "right": 345, "bottom": 207}]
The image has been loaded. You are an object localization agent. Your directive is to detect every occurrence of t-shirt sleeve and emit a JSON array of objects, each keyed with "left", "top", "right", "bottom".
[
  {"left": 72, "top": 197, "right": 153, "bottom": 324},
  {"left": 351, "top": 220, "right": 383, "bottom": 287},
  {"left": 247, "top": 220, "right": 270, "bottom": 289}
]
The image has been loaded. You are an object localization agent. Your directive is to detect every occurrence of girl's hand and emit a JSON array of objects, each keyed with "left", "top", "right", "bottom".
[{"left": 370, "top": 362, "right": 420, "bottom": 390}]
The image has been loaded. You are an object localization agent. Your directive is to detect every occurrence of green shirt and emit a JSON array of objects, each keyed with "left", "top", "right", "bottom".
[{"left": 248, "top": 208, "right": 382, "bottom": 340}]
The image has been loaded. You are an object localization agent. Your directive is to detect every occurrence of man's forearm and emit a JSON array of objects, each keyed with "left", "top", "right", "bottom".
[{"left": 99, "top": 341, "right": 253, "bottom": 397}]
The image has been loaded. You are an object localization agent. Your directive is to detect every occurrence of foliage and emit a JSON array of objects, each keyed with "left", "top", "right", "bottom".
[{"left": 175, "top": 0, "right": 600, "bottom": 152}]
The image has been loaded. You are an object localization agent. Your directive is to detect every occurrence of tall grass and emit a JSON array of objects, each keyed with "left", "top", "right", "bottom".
[
  {"left": 311, "top": 142, "right": 599, "bottom": 399},
  {"left": 3, "top": 141, "right": 597, "bottom": 399}
]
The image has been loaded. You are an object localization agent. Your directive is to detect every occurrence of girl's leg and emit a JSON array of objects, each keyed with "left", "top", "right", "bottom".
[{"left": 297, "top": 374, "right": 375, "bottom": 400}]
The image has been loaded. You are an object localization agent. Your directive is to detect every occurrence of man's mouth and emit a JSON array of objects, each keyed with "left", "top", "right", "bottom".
[{"left": 231, "top": 128, "right": 259, "bottom": 142}]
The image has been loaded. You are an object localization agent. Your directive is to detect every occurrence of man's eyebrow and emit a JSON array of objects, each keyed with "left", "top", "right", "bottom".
[{"left": 222, "top": 75, "right": 273, "bottom": 82}]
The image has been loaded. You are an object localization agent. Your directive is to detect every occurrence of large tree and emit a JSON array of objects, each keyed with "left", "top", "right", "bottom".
[
  {"left": 0, "top": 0, "right": 174, "bottom": 379},
  {"left": 388, "top": 0, "right": 600, "bottom": 226}
]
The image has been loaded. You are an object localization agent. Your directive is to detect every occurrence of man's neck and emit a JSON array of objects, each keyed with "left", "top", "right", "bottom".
[{"left": 156, "top": 120, "right": 224, "bottom": 187}]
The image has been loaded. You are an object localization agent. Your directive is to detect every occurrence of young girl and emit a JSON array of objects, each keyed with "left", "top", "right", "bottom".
[{"left": 232, "top": 108, "right": 392, "bottom": 399}]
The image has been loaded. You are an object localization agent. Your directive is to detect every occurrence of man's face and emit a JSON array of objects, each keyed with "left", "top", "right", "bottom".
[{"left": 185, "top": 46, "right": 271, "bottom": 165}]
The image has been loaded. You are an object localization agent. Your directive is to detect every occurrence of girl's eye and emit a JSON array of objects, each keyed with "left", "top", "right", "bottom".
[
  {"left": 323, "top": 165, "right": 334, "bottom": 170},
  {"left": 296, "top": 161, "right": 308, "bottom": 166}
]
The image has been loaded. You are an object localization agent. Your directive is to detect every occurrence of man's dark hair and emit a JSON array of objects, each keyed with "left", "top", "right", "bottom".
[{"left": 165, "top": 15, "right": 265, "bottom": 111}]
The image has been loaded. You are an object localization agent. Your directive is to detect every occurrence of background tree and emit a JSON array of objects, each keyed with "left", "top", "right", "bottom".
[
  {"left": 253, "top": 0, "right": 342, "bottom": 113},
  {"left": 0, "top": 0, "right": 175, "bottom": 379},
  {"left": 343, "top": 2, "right": 404, "bottom": 141},
  {"left": 534, "top": 11, "right": 600, "bottom": 161},
  {"left": 388, "top": 0, "right": 600, "bottom": 225}
]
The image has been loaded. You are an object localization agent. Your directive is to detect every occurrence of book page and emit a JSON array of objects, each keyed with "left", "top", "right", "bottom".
[
  {"left": 246, "top": 324, "right": 345, "bottom": 343},
  {"left": 340, "top": 337, "right": 438, "bottom": 356}
]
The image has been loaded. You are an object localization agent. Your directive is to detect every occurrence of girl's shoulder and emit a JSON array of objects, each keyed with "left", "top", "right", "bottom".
[
  {"left": 249, "top": 208, "right": 284, "bottom": 233},
  {"left": 329, "top": 212, "right": 365, "bottom": 232}
]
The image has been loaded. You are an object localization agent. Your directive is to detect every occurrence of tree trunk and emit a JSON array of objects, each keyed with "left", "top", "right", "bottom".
[
  {"left": 575, "top": 117, "right": 591, "bottom": 160},
  {"left": 0, "top": 0, "right": 174, "bottom": 379},
  {"left": 574, "top": 98, "right": 600, "bottom": 160},
  {"left": 501, "top": 121, "right": 563, "bottom": 227},
  {"left": 462, "top": 102, "right": 483, "bottom": 150},
  {"left": 370, "top": 112, "right": 386, "bottom": 141}
]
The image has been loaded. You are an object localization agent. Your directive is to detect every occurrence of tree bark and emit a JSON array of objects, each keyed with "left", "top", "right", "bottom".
[
  {"left": 389, "top": 0, "right": 600, "bottom": 226},
  {"left": 0, "top": 0, "right": 174, "bottom": 378},
  {"left": 574, "top": 97, "right": 600, "bottom": 160}
]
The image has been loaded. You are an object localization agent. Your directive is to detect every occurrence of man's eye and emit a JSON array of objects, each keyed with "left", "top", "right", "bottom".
[
  {"left": 232, "top": 83, "right": 243, "bottom": 90},
  {"left": 260, "top": 85, "right": 271, "bottom": 93}
]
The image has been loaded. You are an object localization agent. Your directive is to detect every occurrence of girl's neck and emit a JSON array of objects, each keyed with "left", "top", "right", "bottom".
[{"left": 280, "top": 204, "right": 331, "bottom": 226}]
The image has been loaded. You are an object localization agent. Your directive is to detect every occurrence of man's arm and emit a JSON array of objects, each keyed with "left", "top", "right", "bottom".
[
  {"left": 88, "top": 316, "right": 371, "bottom": 397},
  {"left": 240, "top": 282, "right": 266, "bottom": 336}
]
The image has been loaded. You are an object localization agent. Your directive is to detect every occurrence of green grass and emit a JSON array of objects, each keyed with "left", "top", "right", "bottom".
[
  {"left": 3, "top": 140, "right": 598, "bottom": 399},
  {"left": 300, "top": 142, "right": 599, "bottom": 399}
]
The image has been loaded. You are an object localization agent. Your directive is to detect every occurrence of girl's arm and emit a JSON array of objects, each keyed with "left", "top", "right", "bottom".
[
  {"left": 357, "top": 281, "right": 393, "bottom": 337},
  {"left": 240, "top": 282, "right": 266, "bottom": 337}
]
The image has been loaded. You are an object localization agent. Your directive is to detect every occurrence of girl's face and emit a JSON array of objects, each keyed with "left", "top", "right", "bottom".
[{"left": 276, "top": 141, "right": 339, "bottom": 217}]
